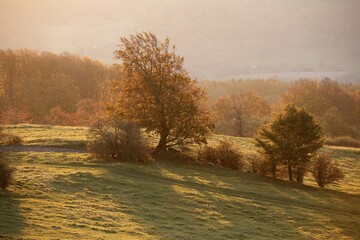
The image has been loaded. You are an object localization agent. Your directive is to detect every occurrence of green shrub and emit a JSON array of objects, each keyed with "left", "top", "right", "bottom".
[
  {"left": 324, "top": 136, "right": 360, "bottom": 148},
  {"left": 0, "top": 160, "right": 16, "bottom": 190},
  {"left": 310, "top": 154, "right": 344, "bottom": 188},
  {"left": 87, "top": 118, "right": 150, "bottom": 162},
  {"left": 198, "top": 139, "right": 244, "bottom": 170}
]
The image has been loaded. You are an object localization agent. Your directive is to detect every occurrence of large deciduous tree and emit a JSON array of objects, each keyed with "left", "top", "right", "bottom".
[
  {"left": 107, "top": 32, "right": 213, "bottom": 152},
  {"left": 255, "top": 104, "right": 323, "bottom": 182}
]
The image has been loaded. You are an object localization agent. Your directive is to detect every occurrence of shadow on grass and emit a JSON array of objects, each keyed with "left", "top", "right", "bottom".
[
  {"left": 115, "top": 158, "right": 360, "bottom": 239},
  {"left": 50, "top": 153, "right": 360, "bottom": 239},
  {"left": 180, "top": 167, "right": 360, "bottom": 239},
  {"left": 0, "top": 191, "right": 25, "bottom": 238}
]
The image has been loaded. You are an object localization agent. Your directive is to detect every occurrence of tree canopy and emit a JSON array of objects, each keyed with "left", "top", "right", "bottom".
[
  {"left": 213, "top": 92, "right": 270, "bottom": 137},
  {"left": 107, "top": 32, "right": 213, "bottom": 151}
]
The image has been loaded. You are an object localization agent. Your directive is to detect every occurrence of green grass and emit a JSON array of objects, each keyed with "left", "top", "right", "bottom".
[{"left": 1, "top": 124, "right": 359, "bottom": 239}]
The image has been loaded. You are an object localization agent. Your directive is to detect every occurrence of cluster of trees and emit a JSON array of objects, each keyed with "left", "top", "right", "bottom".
[
  {"left": 85, "top": 32, "right": 344, "bottom": 189},
  {"left": 256, "top": 104, "right": 323, "bottom": 182},
  {"left": 255, "top": 104, "right": 344, "bottom": 187},
  {"left": 0, "top": 49, "right": 120, "bottom": 123},
  {"left": 197, "top": 104, "right": 344, "bottom": 188}
]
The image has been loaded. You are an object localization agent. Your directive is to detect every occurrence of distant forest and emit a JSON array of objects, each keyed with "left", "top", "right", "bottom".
[
  {"left": 0, "top": 49, "right": 121, "bottom": 123},
  {"left": 1, "top": 49, "right": 359, "bottom": 140}
]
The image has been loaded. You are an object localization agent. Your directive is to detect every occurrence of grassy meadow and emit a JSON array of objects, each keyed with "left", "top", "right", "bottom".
[
  {"left": 2, "top": 124, "right": 88, "bottom": 149},
  {"left": 0, "top": 124, "right": 359, "bottom": 239}
]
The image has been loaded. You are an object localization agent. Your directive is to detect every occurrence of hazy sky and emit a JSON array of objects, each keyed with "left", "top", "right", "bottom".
[{"left": 1, "top": 0, "right": 360, "bottom": 79}]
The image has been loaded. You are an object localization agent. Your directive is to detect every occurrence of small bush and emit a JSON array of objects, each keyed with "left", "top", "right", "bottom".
[
  {"left": 244, "top": 153, "right": 270, "bottom": 176},
  {"left": 310, "top": 154, "right": 344, "bottom": 188},
  {"left": 0, "top": 128, "right": 23, "bottom": 146},
  {"left": 198, "top": 139, "right": 244, "bottom": 170},
  {"left": 87, "top": 118, "right": 150, "bottom": 162},
  {"left": 0, "top": 133, "right": 23, "bottom": 146},
  {"left": 324, "top": 136, "right": 360, "bottom": 148},
  {"left": 0, "top": 160, "right": 16, "bottom": 190}
]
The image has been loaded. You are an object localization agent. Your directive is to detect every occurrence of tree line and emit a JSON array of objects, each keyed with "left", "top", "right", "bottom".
[
  {"left": 202, "top": 78, "right": 360, "bottom": 140},
  {"left": 1, "top": 41, "right": 359, "bottom": 142}
]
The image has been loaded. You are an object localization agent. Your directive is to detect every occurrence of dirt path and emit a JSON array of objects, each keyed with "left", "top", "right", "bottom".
[{"left": 0, "top": 145, "right": 87, "bottom": 153}]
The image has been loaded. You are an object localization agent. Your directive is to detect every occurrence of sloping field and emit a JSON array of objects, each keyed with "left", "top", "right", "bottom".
[{"left": 0, "top": 125, "right": 359, "bottom": 239}]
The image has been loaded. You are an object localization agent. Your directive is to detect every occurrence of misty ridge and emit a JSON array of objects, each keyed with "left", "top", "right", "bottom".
[{"left": 1, "top": 0, "right": 360, "bottom": 80}]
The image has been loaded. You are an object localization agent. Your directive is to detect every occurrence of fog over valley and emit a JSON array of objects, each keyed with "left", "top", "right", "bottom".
[{"left": 1, "top": 0, "right": 360, "bottom": 80}]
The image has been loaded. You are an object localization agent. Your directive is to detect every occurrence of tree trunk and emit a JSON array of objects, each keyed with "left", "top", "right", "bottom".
[
  {"left": 155, "top": 133, "right": 167, "bottom": 153},
  {"left": 288, "top": 165, "right": 293, "bottom": 181},
  {"left": 296, "top": 167, "right": 304, "bottom": 183},
  {"left": 297, "top": 174, "right": 303, "bottom": 183},
  {"left": 271, "top": 160, "right": 277, "bottom": 178},
  {"left": 236, "top": 118, "right": 244, "bottom": 137}
]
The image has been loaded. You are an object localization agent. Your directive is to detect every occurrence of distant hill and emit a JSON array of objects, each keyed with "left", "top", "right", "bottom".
[{"left": 223, "top": 71, "right": 360, "bottom": 84}]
